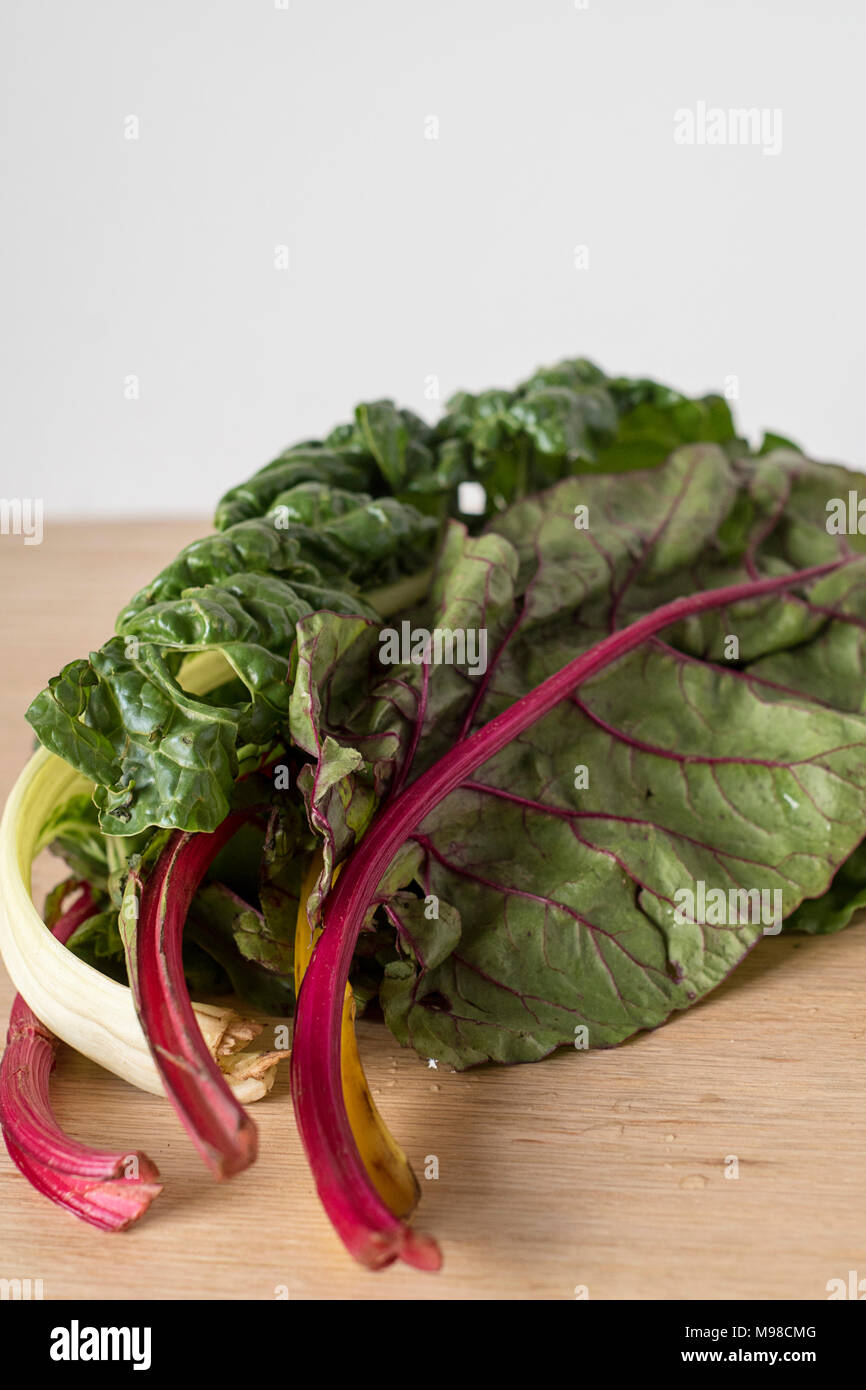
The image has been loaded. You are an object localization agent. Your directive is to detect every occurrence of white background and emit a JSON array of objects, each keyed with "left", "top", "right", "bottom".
[{"left": 2, "top": 0, "right": 864, "bottom": 519}]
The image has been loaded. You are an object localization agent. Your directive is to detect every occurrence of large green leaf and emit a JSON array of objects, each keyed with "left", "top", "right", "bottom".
[{"left": 290, "top": 447, "right": 866, "bottom": 1067}]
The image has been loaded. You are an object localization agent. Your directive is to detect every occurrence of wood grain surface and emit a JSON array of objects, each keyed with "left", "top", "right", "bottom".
[{"left": 1, "top": 521, "right": 864, "bottom": 1301}]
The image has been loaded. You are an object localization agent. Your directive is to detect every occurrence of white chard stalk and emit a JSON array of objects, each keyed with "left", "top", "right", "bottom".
[{"left": 0, "top": 745, "right": 281, "bottom": 1101}]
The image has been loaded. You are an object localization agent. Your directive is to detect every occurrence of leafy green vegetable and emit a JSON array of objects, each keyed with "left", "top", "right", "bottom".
[
  {"left": 66, "top": 909, "right": 128, "bottom": 984},
  {"left": 784, "top": 842, "right": 866, "bottom": 935},
  {"left": 12, "top": 351, "right": 866, "bottom": 1270},
  {"left": 37, "top": 793, "right": 110, "bottom": 887},
  {"left": 224, "top": 805, "right": 303, "bottom": 980},
  {"left": 65, "top": 895, "right": 240, "bottom": 996},
  {"left": 188, "top": 883, "right": 295, "bottom": 1014},
  {"left": 118, "top": 487, "right": 438, "bottom": 621},
  {"left": 436, "top": 357, "right": 739, "bottom": 513},
  {"left": 289, "top": 446, "right": 866, "bottom": 1066},
  {"left": 25, "top": 358, "right": 743, "bottom": 839},
  {"left": 22, "top": 354, "right": 866, "bottom": 1054}
]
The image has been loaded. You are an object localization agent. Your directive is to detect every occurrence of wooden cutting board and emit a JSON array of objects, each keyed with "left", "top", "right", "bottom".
[{"left": 1, "top": 521, "right": 864, "bottom": 1301}]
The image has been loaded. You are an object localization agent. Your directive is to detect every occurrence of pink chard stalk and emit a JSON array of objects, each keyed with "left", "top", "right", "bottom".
[
  {"left": 128, "top": 811, "right": 258, "bottom": 1179},
  {"left": 290, "top": 560, "right": 847, "bottom": 1270},
  {"left": 0, "top": 882, "right": 163, "bottom": 1231}
]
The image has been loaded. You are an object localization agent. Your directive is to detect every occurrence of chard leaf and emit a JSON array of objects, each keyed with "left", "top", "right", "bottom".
[
  {"left": 27, "top": 566, "right": 374, "bottom": 834},
  {"left": 290, "top": 526, "right": 518, "bottom": 919},
  {"left": 503, "top": 384, "right": 616, "bottom": 459},
  {"left": 189, "top": 883, "right": 295, "bottom": 1014},
  {"left": 595, "top": 382, "right": 737, "bottom": 472},
  {"left": 250, "top": 804, "right": 306, "bottom": 976},
  {"left": 783, "top": 842, "right": 866, "bottom": 935},
  {"left": 27, "top": 356, "right": 751, "bottom": 839},
  {"left": 118, "top": 571, "right": 316, "bottom": 745},
  {"left": 26, "top": 639, "right": 239, "bottom": 834},
  {"left": 214, "top": 449, "right": 375, "bottom": 531},
  {"left": 291, "top": 448, "right": 866, "bottom": 1067},
  {"left": 120, "top": 485, "right": 437, "bottom": 621},
  {"left": 66, "top": 908, "right": 129, "bottom": 984},
  {"left": 355, "top": 401, "right": 436, "bottom": 493},
  {"left": 36, "top": 792, "right": 110, "bottom": 887},
  {"left": 67, "top": 894, "right": 235, "bottom": 997},
  {"left": 435, "top": 359, "right": 741, "bottom": 519}
]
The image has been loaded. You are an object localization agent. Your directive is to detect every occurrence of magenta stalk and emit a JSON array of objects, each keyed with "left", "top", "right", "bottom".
[{"left": 0, "top": 883, "right": 163, "bottom": 1230}]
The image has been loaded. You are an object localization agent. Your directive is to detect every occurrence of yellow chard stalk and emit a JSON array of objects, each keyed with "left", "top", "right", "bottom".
[{"left": 294, "top": 851, "right": 419, "bottom": 1218}]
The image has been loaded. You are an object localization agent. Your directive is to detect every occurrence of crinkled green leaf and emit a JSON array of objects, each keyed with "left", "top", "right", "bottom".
[
  {"left": 214, "top": 448, "right": 374, "bottom": 531},
  {"left": 28, "top": 356, "right": 758, "bottom": 839},
  {"left": 121, "top": 485, "right": 437, "bottom": 622},
  {"left": 355, "top": 401, "right": 436, "bottom": 494},
  {"left": 26, "top": 639, "right": 239, "bottom": 835}
]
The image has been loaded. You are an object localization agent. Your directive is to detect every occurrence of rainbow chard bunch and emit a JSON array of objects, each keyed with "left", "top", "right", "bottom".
[{"left": 3, "top": 358, "right": 866, "bottom": 1267}]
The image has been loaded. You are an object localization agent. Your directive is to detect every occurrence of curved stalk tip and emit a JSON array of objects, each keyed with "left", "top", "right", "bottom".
[{"left": 0, "top": 883, "right": 163, "bottom": 1231}]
